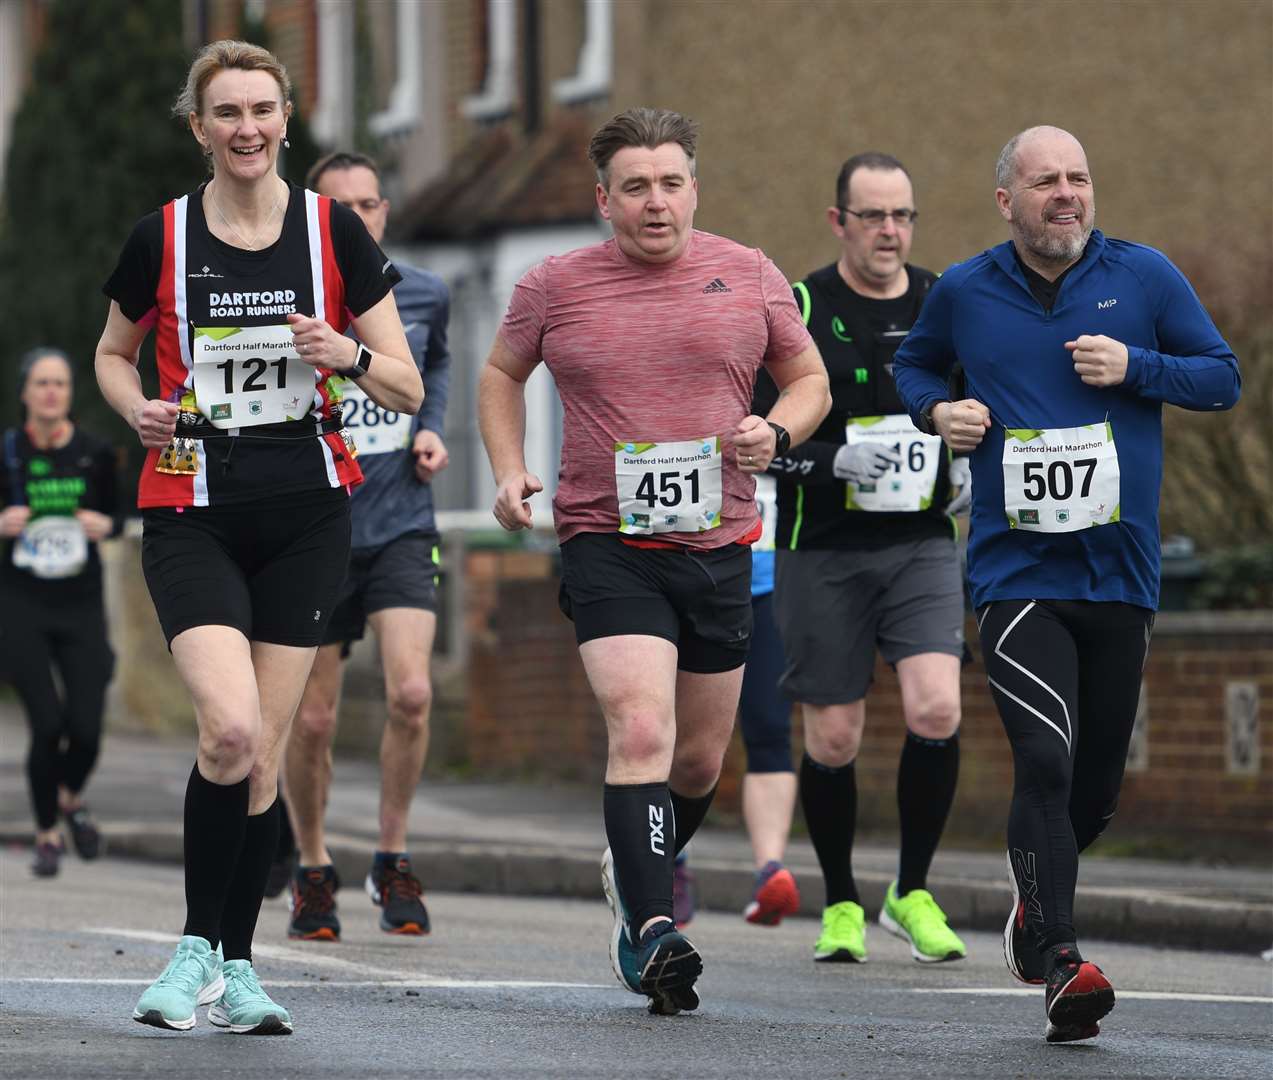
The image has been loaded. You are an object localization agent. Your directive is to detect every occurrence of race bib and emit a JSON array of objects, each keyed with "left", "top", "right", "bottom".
[
  {"left": 844, "top": 415, "right": 942, "bottom": 512},
  {"left": 191, "top": 324, "right": 313, "bottom": 429},
  {"left": 753, "top": 473, "right": 777, "bottom": 553},
  {"left": 338, "top": 381, "right": 410, "bottom": 456},
  {"left": 12, "top": 516, "right": 88, "bottom": 579},
  {"left": 615, "top": 437, "right": 723, "bottom": 535},
  {"left": 1002, "top": 422, "right": 1120, "bottom": 532}
]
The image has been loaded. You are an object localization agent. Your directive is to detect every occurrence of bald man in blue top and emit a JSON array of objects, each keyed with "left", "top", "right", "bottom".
[{"left": 894, "top": 125, "right": 1239, "bottom": 1045}]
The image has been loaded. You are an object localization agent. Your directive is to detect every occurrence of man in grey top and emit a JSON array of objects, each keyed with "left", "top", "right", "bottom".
[{"left": 283, "top": 151, "right": 450, "bottom": 941}]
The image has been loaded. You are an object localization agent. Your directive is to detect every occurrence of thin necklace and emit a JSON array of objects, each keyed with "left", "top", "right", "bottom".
[{"left": 209, "top": 182, "right": 284, "bottom": 250}]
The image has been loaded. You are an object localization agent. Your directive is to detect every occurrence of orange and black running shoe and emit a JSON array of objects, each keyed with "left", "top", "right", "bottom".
[
  {"left": 288, "top": 865, "right": 341, "bottom": 941},
  {"left": 1044, "top": 945, "right": 1114, "bottom": 1043},
  {"left": 365, "top": 856, "right": 430, "bottom": 935}
]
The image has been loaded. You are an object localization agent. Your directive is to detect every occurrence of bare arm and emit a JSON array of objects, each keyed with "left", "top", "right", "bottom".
[
  {"left": 477, "top": 335, "right": 543, "bottom": 530},
  {"left": 94, "top": 301, "right": 179, "bottom": 448},
  {"left": 288, "top": 291, "right": 423, "bottom": 414},
  {"left": 735, "top": 344, "right": 832, "bottom": 472}
]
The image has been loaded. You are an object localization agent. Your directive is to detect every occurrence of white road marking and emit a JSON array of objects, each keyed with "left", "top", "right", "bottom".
[
  {"left": 79, "top": 927, "right": 604, "bottom": 990},
  {"left": 1, "top": 977, "right": 605, "bottom": 990},
  {"left": 913, "top": 987, "right": 1272, "bottom": 1005}
]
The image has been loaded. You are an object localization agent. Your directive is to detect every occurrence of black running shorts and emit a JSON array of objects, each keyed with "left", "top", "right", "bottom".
[
  {"left": 557, "top": 531, "right": 752, "bottom": 674},
  {"left": 141, "top": 489, "right": 352, "bottom": 648},
  {"left": 323, "top": 530, "right": 440, "bottom": 650}
]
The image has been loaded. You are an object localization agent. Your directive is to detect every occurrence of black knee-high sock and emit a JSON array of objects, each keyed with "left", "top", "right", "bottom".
[
  {"left": 220, "top": 799, "right": 281, "bottom": 963},
  {"left": 669, "top": 784, "right": 717, "bottom": 855},
  {"left": 604, "top": 782, "right": 674, "bottom": 937},
  {"left": 800, "top": 753, "right": 858, "bottom": 906},
  {"left": 183, "top": 765, "right": 250, "bottom": 947},
  {"left": 897, "top": 731, "right": 960, "bottom": 896}
]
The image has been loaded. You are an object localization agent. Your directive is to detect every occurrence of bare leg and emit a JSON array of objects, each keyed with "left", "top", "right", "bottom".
[{"left": 284, "top": 644, "right": 344, "bottom": 866}]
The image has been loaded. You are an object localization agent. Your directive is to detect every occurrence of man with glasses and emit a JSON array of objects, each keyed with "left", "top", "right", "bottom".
[
  {"left": 756, "top": 152, "right": 969, "bottom": 966},
  {"left": 281, "top": 151, "right": 451, "bottom": 941}
]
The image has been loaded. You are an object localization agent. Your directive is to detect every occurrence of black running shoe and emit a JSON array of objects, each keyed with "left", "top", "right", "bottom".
[
  {"left": 1004, "top": 852, "right": 1045, "bottom": 985},
  {"left": 636, "top": 920, "right": 703, "bottom": 1016},
  {"left": 32, "top": 840, "right": 62, "bottom": 877},
  {"left": 64, "top": 807, "right": 102, "bottom": 860},
  {"left": 1043, "top": 945, "right": 1114, "bottom": 1043},
  {"left": 288, "top": 865, "right": 341, "bottom": 941},
  {"left": 365, "top": 857, "right": 430, "bottom": 935}
]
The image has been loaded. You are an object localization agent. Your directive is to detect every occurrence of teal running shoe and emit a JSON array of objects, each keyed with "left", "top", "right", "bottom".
[
  {"left": 600, "top": 847, "right": 641, "bottom": 994},
  {"left": 132, "top": 935, "right": 224, "bottom": 1030},
  {"left": 635, "top": 920, "right": 703, "bottom": 1016},
  {"left": 207, "top": 959, "right": 293, "bottom": 1035}
]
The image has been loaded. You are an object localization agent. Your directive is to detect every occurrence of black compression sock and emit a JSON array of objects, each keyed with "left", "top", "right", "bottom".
[
  {"left": 800, "top": 753, "right": 859, "bottom": 906},
  {"left": 897, "top": 731, "right": 960, "bottom": 896},
  {"left": 604, "top": 782, "right": 674, "bottom": 936},
  {"left": 182, "top": 764, "right": 250, "bottom": 948},
  {"left": 220, "top": 799, "right": 281, "bottom": 963},
  {"left": 669, "top": 784, "right": 717, "bottom": 855}
]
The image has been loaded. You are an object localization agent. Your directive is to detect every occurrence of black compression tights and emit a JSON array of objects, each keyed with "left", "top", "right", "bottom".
[{"left": 978, "top": 598, "right": 1152, "bottom": 950}]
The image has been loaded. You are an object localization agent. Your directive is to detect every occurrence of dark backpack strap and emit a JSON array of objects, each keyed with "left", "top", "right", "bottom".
[{"left": 3, "top": 428, "right": 24, "bottom": 506}]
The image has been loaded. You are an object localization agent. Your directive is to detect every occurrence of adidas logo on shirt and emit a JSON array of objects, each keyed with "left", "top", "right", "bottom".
[{"left": 702, "top": 278, "right": 732, "bottom": 294}]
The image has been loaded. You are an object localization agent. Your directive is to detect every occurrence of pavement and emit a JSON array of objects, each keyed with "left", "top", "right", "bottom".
[{"left": 1, "top": 699, "right": 1270, "bottom": 955}]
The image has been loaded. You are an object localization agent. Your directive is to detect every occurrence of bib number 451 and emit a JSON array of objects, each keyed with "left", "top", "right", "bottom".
[{"left": 635, "top": 469, "right": 701, "bottom": 508}]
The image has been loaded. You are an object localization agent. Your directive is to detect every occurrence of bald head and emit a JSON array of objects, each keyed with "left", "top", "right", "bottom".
[{"left": 996, "top": 126, "right": 1085, "bottom": 191}]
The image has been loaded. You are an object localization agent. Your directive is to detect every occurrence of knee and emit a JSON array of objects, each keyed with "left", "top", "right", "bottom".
[
  {"left": 671, "top": 750, "right": 724, "bottom": 795},
  {"left": 292, "top": 696, "right": 338, "bottom": 746},
  {"left": 1072, "top": 801, "right": 1118, "bottom": 853},
  {"left": 610, "top": 713, "right": 674, "bottom": 768},
  {"left": 906, "top": 694, "right": 961, "bottom": 741},
  {"left": 386, "top": 674, "right": 433, "bottom": 733},
  {"left": 805, "top": 710, "right": 863, "bottom": 767},
  {"left": 199, "top": 721, "right": 258, "bottom": 772}
]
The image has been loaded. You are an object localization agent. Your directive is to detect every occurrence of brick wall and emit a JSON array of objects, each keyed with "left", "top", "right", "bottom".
[{"left": 453, "top": 549, "right": 1273, "bottom": 861}]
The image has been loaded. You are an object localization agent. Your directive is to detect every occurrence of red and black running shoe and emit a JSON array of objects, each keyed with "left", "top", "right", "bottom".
[
  {"left": 743, "top": 861, "right": 801, "bottom": 927},
  {"left": 288, "top": 865, "right": 341, "bottom": 941},
  {"left": 1004, "top": 852, "right": 1045, "bottom": 985},
  {"left": 1044, "top": 946, "right": 1114, "bottom": 1043},
  {"left": 365, "top": 857, "right": 430, "bottom": 935}
]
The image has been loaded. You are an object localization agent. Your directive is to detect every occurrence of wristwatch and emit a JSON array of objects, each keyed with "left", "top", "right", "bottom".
[
  {"left": 348, "top": 343, "right": 373, "bottom": 380},
  {"left": 918, "top": 400, "right": 948, "bottom": 436},
  {"left": 766, "top": 421, "right": 791, "bottom": 457}
]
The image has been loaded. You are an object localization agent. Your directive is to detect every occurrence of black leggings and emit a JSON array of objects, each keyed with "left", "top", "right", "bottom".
[
  {"left": 977, "top": 598, "right": 1152, "bottom": 949},
  {"left": 1, "top": 589, "right": 115, "bottom": 830}
]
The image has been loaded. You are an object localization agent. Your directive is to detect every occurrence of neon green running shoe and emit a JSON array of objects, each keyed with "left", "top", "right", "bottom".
[
  {"left": 879, "top": 881, "right": 967, "bottom": 963},
  {"left": 814, "top": 900, "right": 867, "bottom": 963},
  {"left": 207, "top": 959, "right": 293, "bottom": 1035},
  {"left": 132, "top": 935, "right": 224, "bottom": 1030}
]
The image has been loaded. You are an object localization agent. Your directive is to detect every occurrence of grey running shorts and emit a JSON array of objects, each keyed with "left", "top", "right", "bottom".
[{"left": 773, "top": 535, "right": 965, "bottom": 704}]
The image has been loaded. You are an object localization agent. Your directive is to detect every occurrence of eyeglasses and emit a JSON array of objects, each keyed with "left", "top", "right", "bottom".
[{"left": 840, "top": 208, "right": 919, "bottom": 228}]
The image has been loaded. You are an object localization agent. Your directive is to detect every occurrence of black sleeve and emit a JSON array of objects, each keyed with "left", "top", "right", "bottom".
[
  {"left": 103, "top": 212, "right": 163, "bottom": 324},
  {"left": 330, "top": 200, "right": 402, "bottom": 317},
  {"left": 86, "top": 436, "right": 122, "bottom": 534},
  {"left": 0, "top": 429, "right": 17, "bottom": 508}
]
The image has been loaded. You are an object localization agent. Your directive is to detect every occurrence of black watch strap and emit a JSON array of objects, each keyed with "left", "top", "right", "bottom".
[
  {"left": 349, "top": 344, "right": 373, "bottom": 379},
  {"left": 766, "top": 421, "right": 791, "bottom": 457},
  {"left": 919, "top": 400, "right": 948, "bottom": 436}
]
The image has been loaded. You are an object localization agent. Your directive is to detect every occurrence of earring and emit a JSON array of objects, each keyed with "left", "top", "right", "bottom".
[{"left": 283, "top": 136, "right": 291, "bottom": 149}]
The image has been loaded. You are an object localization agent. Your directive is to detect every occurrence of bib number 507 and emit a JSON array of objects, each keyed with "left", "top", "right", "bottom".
[{"left": 1022, "top": 458, "right": 1097, "bottom": 501}]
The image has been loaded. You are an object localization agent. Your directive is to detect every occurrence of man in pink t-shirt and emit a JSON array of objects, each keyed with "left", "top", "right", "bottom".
[{"left": 479, "top": 107, "right": 830, "bottom": 1016}]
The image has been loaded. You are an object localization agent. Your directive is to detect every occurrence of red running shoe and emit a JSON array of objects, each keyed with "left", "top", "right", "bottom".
[
  {"left": 1044, "top": 946, "right": 1114, "bottom": 1043},
  {"left": 743, "top": 861, "right": 801, "bottom": 926}
]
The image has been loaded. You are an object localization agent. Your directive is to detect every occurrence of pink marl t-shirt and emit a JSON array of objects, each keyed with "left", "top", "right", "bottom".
[{"left": 498, "top": 230, "right": 814, "bottom": 549}]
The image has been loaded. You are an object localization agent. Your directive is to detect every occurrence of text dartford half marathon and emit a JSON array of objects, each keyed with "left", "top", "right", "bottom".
[
  {"left": 622, "top": 451, "right": 713, "bottom": 467},
  {"left": 1009, "top": 440, "right": 1105, "bottom": 455}
]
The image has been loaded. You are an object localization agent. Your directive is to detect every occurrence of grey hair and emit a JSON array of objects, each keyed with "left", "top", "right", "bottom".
[{"left": 996, "top": 125, "right": 1082, "bottom": 189}]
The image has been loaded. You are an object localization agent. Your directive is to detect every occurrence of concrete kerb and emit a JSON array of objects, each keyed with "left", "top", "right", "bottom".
[{"left": 19, "top": 824, "right": 1264, "bottom": 954}]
